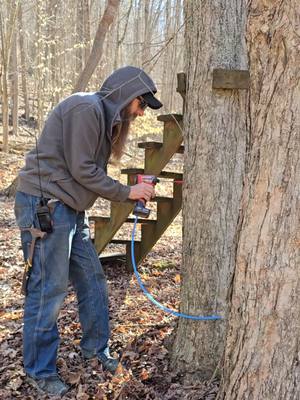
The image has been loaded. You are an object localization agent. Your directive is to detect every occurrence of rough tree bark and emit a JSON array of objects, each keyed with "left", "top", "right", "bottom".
[
  {"left": 221, "top": 1, "right": 300, "bottom": 399},
  {"left": 170, "top": 1, "right": 248, "bottom": 380},
  {"left": 73, "top": 0, "right": 120, "bottom": 93}
]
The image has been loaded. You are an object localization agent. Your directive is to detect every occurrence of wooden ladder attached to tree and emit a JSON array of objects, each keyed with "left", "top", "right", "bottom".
[{"left": 89, "top": 73, "right": 186, "bottom": 270}]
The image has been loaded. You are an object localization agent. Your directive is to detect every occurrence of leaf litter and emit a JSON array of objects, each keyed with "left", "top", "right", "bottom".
[{"left": 0, "top": 136, "right": 219, "bottom": 399}]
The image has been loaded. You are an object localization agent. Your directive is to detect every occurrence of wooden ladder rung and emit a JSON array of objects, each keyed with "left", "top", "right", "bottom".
[
  {"left": 151, "top": 196, "right": 173, "bottom": 203},
  {"left": 138, "top": 141, "right": 184, "bottom": 154},
  {"left": 110, "top": 239, "right": 141, "bottom": 245},
  {"left": 89, "top": 216, "right": 156, "bottom": 224},
  {"left": 100, "top": 252, "right": 126, "bottom": 263},
  {"left": 157, "top": 113, "right": 183, "bottom": 122},
  {"left": 121, "top": 168, "right": 183, "bottom": 180}
]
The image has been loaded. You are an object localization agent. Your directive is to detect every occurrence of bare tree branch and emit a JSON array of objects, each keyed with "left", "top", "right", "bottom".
[{"left": 73, "top": 0, "right": 120, "bottom": 93}]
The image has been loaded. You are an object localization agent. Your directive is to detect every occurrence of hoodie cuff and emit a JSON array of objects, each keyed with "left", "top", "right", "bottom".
[{"left": 118, "top": 184, "right": 131, "bottom": 202}]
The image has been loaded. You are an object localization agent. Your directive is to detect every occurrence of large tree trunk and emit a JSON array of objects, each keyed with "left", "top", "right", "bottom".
[
  {"left": 170, "top": 1, "right": 248, "bottom": 380},
  {"left": 73, "top": 0, "right": 120, "bottom": 93},
  {"left": 221, "top": 2, "right": 300, "bottom": 399}
]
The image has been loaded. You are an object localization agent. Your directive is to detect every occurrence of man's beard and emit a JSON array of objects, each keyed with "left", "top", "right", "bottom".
[{"left": 122, "top": 113, "right": 137, "bottom": 122}]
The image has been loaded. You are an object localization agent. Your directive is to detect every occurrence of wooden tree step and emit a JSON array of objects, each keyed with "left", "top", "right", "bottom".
[
  {"left": 138, "top": 141, "right": 184, "bottom": 154},
  {"left": 110, "top": 239, "right": 141, "bottom": 245},
  {"left": 121, "top": 168, "right": 183, "bottom": 180},
  {"left": 151, "top": 196, "right": 173, "bottom": 203},
  {"left": 100, "top": 253, "right": 126, "bottom": 263},
  {"left": 157, "top": 113, "right": 183, "bottom": 122},
  {"left": 89, "top": 216, "right": 156, "bottom": 224}
]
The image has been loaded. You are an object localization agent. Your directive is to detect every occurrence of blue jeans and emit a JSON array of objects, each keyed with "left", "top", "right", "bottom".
[{"left": 14, "top": 191, "right": 110, "bottom": 379}]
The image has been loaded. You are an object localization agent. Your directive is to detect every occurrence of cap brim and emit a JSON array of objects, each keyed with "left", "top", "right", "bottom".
[{"left": 141, "top": 92, "right": 163, "bottom": 110}]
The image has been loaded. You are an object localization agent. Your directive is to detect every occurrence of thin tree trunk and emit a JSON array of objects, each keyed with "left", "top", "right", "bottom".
[
  {"left": 0, "top": 10, "right": 10, "bottom": 152},
  {"left": 18, "top": 4, "right": 29, "bottom": 120},
  {"left": 36, "top": 0, "right": 44, "bottom": 131},
  {"left": 133, "top": 0, "right": 142, "bottom": 67},
  {"left": 73, "top": 0, "right": 120, "bottom": 93},
  {"left": 48, "top": 0, "right": 58, "bottom": 108},
  {"left": 161, "top": 0, "right": 171, "bottom": 110},
  {"left": 113, "top": 8, "right": 120, "bottom": 70},
  {"left": 141, "top": 0, "right": 150, "bottom": 70},
  {"left": 0, "top": 0, "right": 19, "bottom": 152},
  {"left": 221, "top": 2, "right": 300, "bottom": 398},
  {"left": 117, "top": 0, "right": 133, "bottom": 67},
  {"left": 82, "top": 0, "right": 90, "bottom": 63},
  {"left": 170, "top": 0, "right": 248, "bottom": 380},
  {"left": 76, "top": 0, "right": 84, "bottom": 75},
  {"left": 11, "top": 26, "right": 18, "bottom": 136},
  {"left": 1, "top": 65, "right": 10, "bottom": 152}
]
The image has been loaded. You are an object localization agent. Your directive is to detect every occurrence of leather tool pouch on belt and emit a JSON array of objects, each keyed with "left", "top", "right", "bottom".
[
  {"left": 20, "top": 227, "right": 47, "bottom": 296},
  {"left": 20, "top": 200, "right": 56, "bottom": 295}
]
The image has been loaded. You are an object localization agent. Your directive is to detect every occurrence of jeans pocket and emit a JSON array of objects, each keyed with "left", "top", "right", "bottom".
[
  {"left": 14, "top": 206, "right": 34, "bottom": 228},
  {"left": 14, "top": 192, "right": 35, "bottom": 228}
]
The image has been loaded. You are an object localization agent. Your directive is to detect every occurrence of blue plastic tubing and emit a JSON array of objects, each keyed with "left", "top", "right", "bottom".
[{"left": 131, "top": 215, "right": 222, "bottom": 321}]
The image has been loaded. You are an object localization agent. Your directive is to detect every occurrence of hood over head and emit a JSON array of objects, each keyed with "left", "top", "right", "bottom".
[{"left": 97, "top": 66, "right": 161, "bottom": 136}]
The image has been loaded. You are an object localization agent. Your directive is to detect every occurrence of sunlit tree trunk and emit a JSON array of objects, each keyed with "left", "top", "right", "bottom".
[
  {"left": 73, "top": 0, "right": 120, "bottom": 93},
  {"left": 18, "top": 4, "right": 29, "bottom": 120},
  {"left": 46, "top": 0, "right": 58, "bottom": 108},
  {"left": 82, "top": 0, "right": 90, "bottom": 64},
  {"left": 36, "top": 0, "right": 46, "bottom": 131},
  {"left": 170, "top": 0, "right": 248, "bottom": 380},
  {"left": 76, "top": 0, "right": 84, "bottom": 76},
  {"left": 221, "top": 1, "right": 300, "bottom": 398},
  {"left": 10, "top": 24, "right": 18, "bottom": 136},
  {"left": 0, "top": 0, "right": 19, "bottom": 152}
]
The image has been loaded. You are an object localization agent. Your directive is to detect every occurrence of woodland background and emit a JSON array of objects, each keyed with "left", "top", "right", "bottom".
[
  {"left": 1, "top": 1, "right": 299, "bottom": 399},
  {"left": 1, "top": 0, "right": 184, "bottom": 147},
  {"left": 0, "top": 1, "right": 202, "bottom": 399}
]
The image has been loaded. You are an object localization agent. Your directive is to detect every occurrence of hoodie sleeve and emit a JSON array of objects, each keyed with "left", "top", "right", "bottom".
[{"left": 61, "top": 102, "right": 130, "bottom": 202}]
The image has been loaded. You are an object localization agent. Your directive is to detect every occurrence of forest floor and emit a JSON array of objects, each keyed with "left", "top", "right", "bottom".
[{"left": 0, "top": 125, "right": 219, "bottom": 399}]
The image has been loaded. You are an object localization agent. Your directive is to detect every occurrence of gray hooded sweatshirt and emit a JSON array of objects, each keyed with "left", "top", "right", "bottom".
[{"left": 17, "top": 66, "right": 158, "bottom": 211}]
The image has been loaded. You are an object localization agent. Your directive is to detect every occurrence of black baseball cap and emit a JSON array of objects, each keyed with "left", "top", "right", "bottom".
[{"left": 140, "top": 92, "right": 163, "bottom": 109}]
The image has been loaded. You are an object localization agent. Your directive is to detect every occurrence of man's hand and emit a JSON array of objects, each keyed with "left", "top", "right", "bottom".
[{"left": 128, "top": 183, "right": 155, "bottom": 201}]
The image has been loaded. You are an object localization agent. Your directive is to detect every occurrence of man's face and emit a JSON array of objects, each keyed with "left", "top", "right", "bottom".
[{"left": 127, "top": 98, "right": 147, "bottom": 120}]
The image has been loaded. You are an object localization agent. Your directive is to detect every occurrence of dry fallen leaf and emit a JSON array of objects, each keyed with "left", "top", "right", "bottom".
[
  {"left": 94, "top": 385, "right": 107, "bottom": 399},
  {"left": 68, "top": 371, "right": 82, "bottom": 385},
  {"left": 139, "top": 368, "right": 150, "bottom": 381},
  {"left": 0, "top": 145, "right": 197, "bottom": 400},
  {"left": 76, "top": 384, "right": 89, "bottom": 400},
  {"left": 8, "top": 376, "right": 23, "bottom": 391},
  {"left": 113, "top": 325, "right": 127, "bottom": 334},
  {"left": 122, "top": 350, "right": 138, "bottom": 361}
]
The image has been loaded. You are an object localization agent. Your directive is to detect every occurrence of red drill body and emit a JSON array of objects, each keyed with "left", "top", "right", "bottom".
[{"left": 133, "top": 174, "right": 159, "bottom": 218}]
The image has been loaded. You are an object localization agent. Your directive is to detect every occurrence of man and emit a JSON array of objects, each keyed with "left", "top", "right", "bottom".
[{"left": 14, "top": 66, "right": 163, "bottom": 396}]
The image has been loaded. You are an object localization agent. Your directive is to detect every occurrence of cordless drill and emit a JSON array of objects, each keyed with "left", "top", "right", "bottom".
[{"left": 133, "top": 175, "right": 159, "bottom": 218}]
